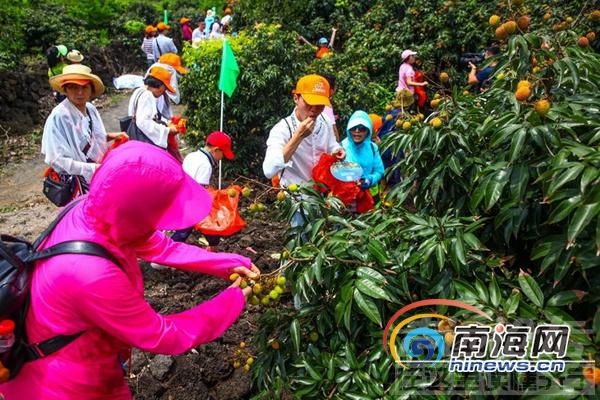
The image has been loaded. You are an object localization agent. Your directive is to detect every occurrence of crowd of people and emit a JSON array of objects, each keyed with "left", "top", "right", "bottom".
[{"left": 2, "top": 3, "right": 507, "bottom": 395}]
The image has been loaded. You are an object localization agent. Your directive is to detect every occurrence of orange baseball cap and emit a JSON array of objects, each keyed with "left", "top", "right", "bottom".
[
  {"left": 292, "top": 74, "right": 331, "bottom": 107},
  {"left": 144, "top": 25, "right": 156, "bottom": 34},
  {"left": 158, "top": 53, "right": 188, "bottom": 74},
  {"left": 207, "top": 131, "right": 234, "bottom": 160},
  {"left": 148, "top": 66, "right": 175, "bottom": 93},
  {"left": 180, "top": 17, "right": 190, "bottom": 24},
  {"left": 369, "top": 113, "right": 382, "bottom": 133},
  {"left": 157, "top": 22, "right": 170, "bottom": 31}
]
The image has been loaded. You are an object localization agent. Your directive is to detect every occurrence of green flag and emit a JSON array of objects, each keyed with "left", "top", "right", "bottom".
[{"left": 219, "top": 40, "right": 239, "bottom": 97}]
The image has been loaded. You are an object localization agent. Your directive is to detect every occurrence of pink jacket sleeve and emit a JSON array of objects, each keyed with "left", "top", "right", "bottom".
[
  {"left": 75, "top": 261, "right": 245, "bottom": 354},
  {"left": 136, "top": 231, "right": 252, "bottom": 280}
]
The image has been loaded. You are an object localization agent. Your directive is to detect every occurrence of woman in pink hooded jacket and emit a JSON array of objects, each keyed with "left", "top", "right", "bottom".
[{"left": 0, "top": 141, "right": 260, "bottom": 399}]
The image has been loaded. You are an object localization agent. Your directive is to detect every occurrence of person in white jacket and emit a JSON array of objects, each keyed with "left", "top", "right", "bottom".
[
  {"left": 127, "top": 66, "right": 179, "bottom": 151},
  {"left": 42, "top": 64, "right": 124, "bottom": 193}
]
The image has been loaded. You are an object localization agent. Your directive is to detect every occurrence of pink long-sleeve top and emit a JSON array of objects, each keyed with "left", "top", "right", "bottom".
[{"left": 0, "top": 143, "right": 252, "bottom": 399}]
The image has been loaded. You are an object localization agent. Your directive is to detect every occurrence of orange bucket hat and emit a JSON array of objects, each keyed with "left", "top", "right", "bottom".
[
  {"left": 292, "top": 74, "right": 331, "bottom": 107},
  {"left": 157, "top": 22, "right": 170, "bottom": 31},
  {"left": 148, "top": 66, "right": 175, "bottom": 93},
  {"left": 158, "top": 53, "right": 189, "bottom": 74}
]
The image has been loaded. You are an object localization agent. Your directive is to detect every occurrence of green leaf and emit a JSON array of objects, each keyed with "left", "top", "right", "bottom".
[
  {"left": 462, "top": 232, "right": 484, "bottom": 250},
  {"left": 367, "top": 239, "right": 389, "bottom": 264},
  {"left": 509, "top": 164, "right": 529, "bottom": 202},
  {"left": 356, "top": 266, "right": 386, "bottom": 284},
  {"left": 503, "top": 290, "right": 520, "bottom": 315},
  {"left": 485, "top": 168, "right": 511, "bottom": 211},
  {"left": 356, "top": 278, "right": 391, "bottom": 301},
  {"left": 547, "top": 195, "right": 582, "bottom": 224},
  {"left": 596, "top": 217, "right": 600, "bottom": 256},
  {"left": 474, "top": 279, "right": 489, "bottom": 304},
  {"left": 580, "top": 166, "right": 598, "bottom": 194},
  {"left": 290, "top": 319, "right": 301, "bottom": 354},
  {"left": 518, "top": 270, "right": 544, "bottom": 308},
  {"left": 546, "top": 290, "right": 587, "bottom": 307},
  {"left": 353, "top": 288, "right": 382, "bottom": 327},
  {"left": 489, "top": 274, "right": 501, "bottom": 307},
  {"left": 302, "top": 360, "right": 322, "bottom": 381},
  {"left": 449, "top": 237, "right": 467, "bottom": 269},
  {"left": 470, "top": 175, "right": 488, "bottom": 210},
  {"left": 509, "top": 127, "right": 527, "bottom": 162},
  {"left": 567, "top": 201, "right": 600, "bottom": 245},
  {"left": 547, "top": 163, "right": 585, "bottom": 197}
]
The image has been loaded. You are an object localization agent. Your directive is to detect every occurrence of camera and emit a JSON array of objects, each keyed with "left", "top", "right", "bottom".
[{"left": 459, "top": 52, "right": 484, "bottom": 68}]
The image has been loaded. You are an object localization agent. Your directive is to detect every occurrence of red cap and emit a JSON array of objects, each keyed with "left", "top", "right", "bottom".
[
  {"left": 0, "top": 320, "right": 15, "bottom": 335},
  {"left": 207, "top": 131, "right": 234, "bottom": 160}
]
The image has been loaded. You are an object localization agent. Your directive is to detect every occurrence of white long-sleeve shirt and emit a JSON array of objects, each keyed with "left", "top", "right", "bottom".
[
  {"left": 41, "top": 99, "right": 108, "bottom": 182},
  {"left": 128, "top": 87, "right": 170, "bottom": 149},
  {"left": 263, "top": 110, "right": 341, "bottom": 187},
  {"left": 145, "top": 62, "right": 180, "bottom": 120}
]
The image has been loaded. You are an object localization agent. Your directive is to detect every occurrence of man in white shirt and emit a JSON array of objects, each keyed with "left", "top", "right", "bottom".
[
  {"left": 192, "top": 19, "right": 207, "bottom": 43},
  {"left": 263, "top": 74, "right": 344, "bottom": 188}
]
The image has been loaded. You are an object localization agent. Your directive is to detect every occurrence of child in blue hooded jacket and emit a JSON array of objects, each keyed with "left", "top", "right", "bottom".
[{"left": 341, "top": 110, "right": 385, "bottom": 198}]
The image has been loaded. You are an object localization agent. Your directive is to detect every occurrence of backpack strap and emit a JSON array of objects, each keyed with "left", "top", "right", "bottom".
[
  {"left": 32, "top": 200, "right": 81, "bottom": 250},
  {"left": 277, "top": 117, "right": 293, "bottom": 183}
]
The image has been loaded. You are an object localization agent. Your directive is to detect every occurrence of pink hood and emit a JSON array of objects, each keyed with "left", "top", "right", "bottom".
[{"left": 0, "top": 142, "right": 252, "bottom": 399}]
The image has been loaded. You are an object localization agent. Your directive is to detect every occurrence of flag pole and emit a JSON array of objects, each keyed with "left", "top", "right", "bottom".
[{"left": 219, "top": 89, "right": 224, "bottom": 190}]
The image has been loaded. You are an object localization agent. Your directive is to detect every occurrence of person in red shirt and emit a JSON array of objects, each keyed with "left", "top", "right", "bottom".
[
  {"left": 180, "top": 17, "right": 193, "bottom": 43},
  {"left": 413, "top": 57, "right": 428, "bottom": 112}
]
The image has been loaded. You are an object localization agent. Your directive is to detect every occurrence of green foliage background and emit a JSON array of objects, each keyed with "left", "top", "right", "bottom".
[{"left": 2, "top": 0, "right": 600, "bottom": 398}]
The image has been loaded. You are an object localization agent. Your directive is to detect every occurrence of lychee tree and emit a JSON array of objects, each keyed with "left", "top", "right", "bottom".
[{"left": 248, "top": 8, "right": 600, "bottom": 400}]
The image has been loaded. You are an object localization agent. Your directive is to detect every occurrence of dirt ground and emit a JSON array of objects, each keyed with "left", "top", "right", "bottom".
[{"left": 0, "top": 91, "right": 287, "bottom": 399}]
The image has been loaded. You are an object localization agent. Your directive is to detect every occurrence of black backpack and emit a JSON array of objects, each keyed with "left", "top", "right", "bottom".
[{"left": 0, "top": 200, "right": 121, "bottom": 381}]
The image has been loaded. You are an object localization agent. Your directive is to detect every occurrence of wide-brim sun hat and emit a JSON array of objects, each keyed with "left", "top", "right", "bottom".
[
  {"left": 292, "top": 74, "right": 331, "bottom": 107},
  {"left": 49, "top": 64, "right": 104, "bottom": 99},
  {"left": 88, "top": 141, "right": 212, "bottom": 231}
]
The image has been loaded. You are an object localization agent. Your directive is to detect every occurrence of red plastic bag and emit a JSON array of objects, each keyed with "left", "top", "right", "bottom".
[
  {"left": 195, "top": 185, "right": 246, "bottom": 236},
  {"left": 312, "top": 154, "right": 374, "bottom": 213}
]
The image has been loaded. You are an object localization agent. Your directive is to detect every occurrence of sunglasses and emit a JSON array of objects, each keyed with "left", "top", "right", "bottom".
[{"left": 351, "top": 125, "right": 368, "bottom": 132}]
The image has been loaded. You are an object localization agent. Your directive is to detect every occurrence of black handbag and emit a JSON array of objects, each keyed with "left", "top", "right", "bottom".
[{"left": 42, "top": 173, "right": 74, "bottom": 207}]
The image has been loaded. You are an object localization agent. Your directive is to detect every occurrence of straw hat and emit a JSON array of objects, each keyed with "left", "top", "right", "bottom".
[
  {"left": 49, "top": 64, "right": 104, "bottom": 99},
  {"left": 66, "top": 50, "right": 84, "bottom": 63}
]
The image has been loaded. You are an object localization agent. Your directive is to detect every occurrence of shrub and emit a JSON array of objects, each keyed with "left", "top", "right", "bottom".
[{"left": 180, "top": 24, "right": 313, "bottom": 177}]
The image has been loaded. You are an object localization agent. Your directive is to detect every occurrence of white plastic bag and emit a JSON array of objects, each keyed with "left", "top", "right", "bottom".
[{"left": 112, "top": 74, "right": 144, "bottom": 90}]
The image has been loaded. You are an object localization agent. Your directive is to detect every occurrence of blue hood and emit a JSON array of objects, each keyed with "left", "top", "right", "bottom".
[{"left": 345, "top": 110, "right": 373, "bottom": 143}]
